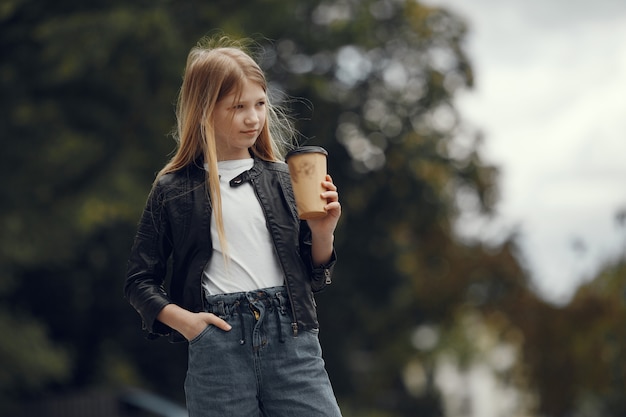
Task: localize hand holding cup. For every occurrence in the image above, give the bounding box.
[286,146,329,220]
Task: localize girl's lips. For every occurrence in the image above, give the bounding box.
[242,129,258,135]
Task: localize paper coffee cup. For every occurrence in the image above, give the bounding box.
[285,146,329,220]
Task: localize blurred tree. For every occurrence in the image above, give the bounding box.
[0,0,189,412]
[525,257,626,417]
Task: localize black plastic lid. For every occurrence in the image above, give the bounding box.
[285,146,328,160]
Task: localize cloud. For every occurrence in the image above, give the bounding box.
[426,0,626,303]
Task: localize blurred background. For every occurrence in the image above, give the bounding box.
[1,1,625,416]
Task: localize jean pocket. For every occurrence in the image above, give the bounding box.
[189,324,217,345]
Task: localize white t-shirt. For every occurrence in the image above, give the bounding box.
[202,159,285,295]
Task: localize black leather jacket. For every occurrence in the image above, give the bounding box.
[125,157,335,342]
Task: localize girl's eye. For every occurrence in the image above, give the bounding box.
[257,101,266,107]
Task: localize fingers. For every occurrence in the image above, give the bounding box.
[317,175,341,220]
[321,175,339,202]
[325,200,341,212]
[201,312,232,331]
[321,190,339,202]
[322,175,337,191]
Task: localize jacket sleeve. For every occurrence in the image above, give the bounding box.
[299,220,337,293]
[124,181,174,337]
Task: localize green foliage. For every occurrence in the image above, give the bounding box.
[534,258,626,417]
[0,0,187,408]
[0,310,70,410]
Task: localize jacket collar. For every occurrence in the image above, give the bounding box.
[229,156,265,187]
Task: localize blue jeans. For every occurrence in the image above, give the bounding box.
[184,286,342,417]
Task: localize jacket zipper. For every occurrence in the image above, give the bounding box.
[250,176,299,336]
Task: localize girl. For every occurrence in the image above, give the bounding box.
[124,36,343,416]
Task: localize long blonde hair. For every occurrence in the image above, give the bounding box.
[156,36,293,255]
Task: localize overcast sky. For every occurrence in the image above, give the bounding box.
[423,0,626,304]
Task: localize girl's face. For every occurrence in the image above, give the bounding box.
[213,79,267,161]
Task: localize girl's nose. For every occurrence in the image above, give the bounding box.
[245,110,259,125]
